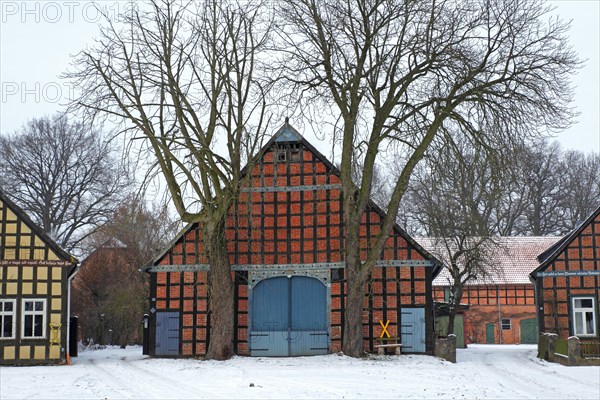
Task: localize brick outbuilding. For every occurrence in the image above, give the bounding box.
[144,123,442,357]
[426,237,560,345]
[531,206,600,340]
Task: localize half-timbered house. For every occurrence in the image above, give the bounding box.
[427,237,559,345]
[0,189,78,365]
[531,206,600,341]
[145,123,442,357]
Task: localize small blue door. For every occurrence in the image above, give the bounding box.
[250,276,328,356]
[155,312,179,356]
[401,308,426,353]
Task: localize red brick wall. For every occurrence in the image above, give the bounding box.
[433,284,536,344]
[330,265,430,353]
[539,214,600,339]
[463,305,536,344]
[150,142,434,356]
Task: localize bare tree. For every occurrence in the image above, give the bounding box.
[276,0,579,356]
[73,196,179,348]
[0,114,129,252]
[514,141,600,235]
[67,0,271,359]
[87,195,181,266]
[73,245,143,347]
[517,140,568,235]
[560,150,600,230]
[407,141,504,334]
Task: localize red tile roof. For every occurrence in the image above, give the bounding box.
[417,237,562,286]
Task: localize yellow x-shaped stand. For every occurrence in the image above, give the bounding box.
[379,320,391,338]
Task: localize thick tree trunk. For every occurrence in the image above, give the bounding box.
[204,218,235,360]
[343,261,368,357]
[342,210,368,357]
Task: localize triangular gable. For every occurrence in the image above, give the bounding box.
[531,204,600,279]
[148,122,442,274]
[0,189,76,267]
[274,125,302,142]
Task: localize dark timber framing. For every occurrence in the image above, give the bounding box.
[0,189,78,365]
[145,123,442,357]
[532,205,600,339]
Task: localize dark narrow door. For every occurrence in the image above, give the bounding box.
[400,308,426,353]
[486,322,495,344]
[250,276,328,356]
[155,312,179,356]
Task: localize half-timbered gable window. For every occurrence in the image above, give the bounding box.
[22,299,46,339]
[571,296,597,337]
[0,299,16,339]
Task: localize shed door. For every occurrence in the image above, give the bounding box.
[520,318,537,344]
[250,276,328,356]
[486,323,495,344]
[155,312,179,356]
[401,308,426,353]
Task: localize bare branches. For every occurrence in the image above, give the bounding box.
[276,0,580,356]
[0,114,130,252]
[66,0,272,224]
[66,0,273,361]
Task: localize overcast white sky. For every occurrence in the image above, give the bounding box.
[0,0,598,154]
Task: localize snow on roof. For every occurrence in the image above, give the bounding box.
[418,236,562,286]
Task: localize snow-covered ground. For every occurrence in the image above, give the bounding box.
[0,344,598,399]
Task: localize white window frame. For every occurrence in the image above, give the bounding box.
[21,299,47,339]
[571,296,597,337]
[501,318,511,330]
[0,299,16,339]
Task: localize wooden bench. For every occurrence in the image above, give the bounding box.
[374,337,402,355]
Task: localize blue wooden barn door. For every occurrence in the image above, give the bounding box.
[290,276,328,356]
[400,308,426,353]
[250,276,290,356]
[155,312,180,356]
[250,276,328,356]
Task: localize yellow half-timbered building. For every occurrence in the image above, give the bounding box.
[0,189,78,365]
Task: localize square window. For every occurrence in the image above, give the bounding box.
[22,299,46,339]
[331,268,344,282]
[501,318,511,330]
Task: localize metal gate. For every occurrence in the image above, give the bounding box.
[155,312,180,356]
[520,318,538,344]
[400,308,426,353]
[435,314,465,348]
[250,276,329,356]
